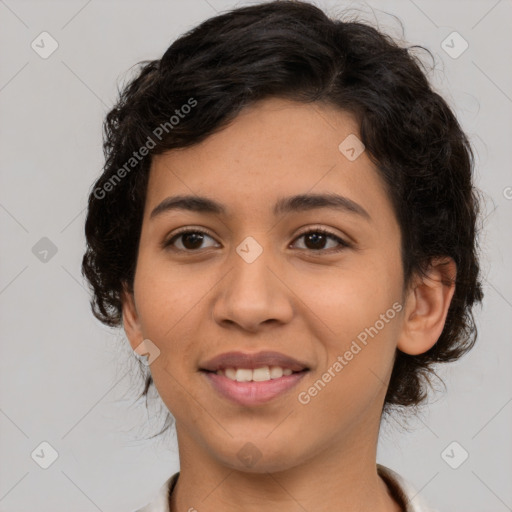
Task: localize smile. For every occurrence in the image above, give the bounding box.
[201,369,309,406]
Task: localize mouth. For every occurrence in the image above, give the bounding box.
[200,367,309,406]
[198,350,311,406]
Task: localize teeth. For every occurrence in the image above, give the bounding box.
[224,368,236,380]
[251,367,270,381]
[215,366,295,382]
[269,366,283,379]
[236,368,253,382]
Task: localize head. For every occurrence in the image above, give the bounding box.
[82,0,483,463]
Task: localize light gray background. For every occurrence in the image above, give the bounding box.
[1,0,511,511]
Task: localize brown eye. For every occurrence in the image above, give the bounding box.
[292,228,350,253]
[179,232,206,250]
[164,229,218,251]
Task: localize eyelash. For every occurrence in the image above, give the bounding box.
[162,226,351,254]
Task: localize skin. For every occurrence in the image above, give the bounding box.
[122,97,456,512]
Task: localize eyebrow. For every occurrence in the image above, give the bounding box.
[150,192,371,221]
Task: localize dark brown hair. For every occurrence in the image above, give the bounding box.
[82,0,483,421]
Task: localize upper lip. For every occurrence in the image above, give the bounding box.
[200,351,310,372]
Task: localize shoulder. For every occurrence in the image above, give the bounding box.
[132,472,180,512]
[377,464,440,512]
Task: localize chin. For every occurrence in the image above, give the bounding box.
[208,435,306,474]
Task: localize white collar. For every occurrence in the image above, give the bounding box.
[134,465,438,512]
[377,465,439,512]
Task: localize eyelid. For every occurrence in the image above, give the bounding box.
[293,225,349,242]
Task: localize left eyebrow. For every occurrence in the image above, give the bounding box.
[273,192,371,221]
[150,192,371,222]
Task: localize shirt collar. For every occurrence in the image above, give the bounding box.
[137,465,436,512]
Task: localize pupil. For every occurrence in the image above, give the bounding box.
[306,233,325,250]
[183,232,203,249]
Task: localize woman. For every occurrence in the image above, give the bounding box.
[81,1,483,510]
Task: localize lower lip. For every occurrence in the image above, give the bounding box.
[202,370,308,406]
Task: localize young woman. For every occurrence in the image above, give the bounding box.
[82,1,483,511]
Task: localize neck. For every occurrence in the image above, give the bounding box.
[169,418,402,512]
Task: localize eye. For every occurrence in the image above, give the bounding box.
[163,228,219,252]
[291,227,350,253]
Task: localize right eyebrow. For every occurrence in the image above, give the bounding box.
[150,195,226,219]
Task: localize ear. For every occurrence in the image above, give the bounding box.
[121,284,144,352]
[397,257,457,356]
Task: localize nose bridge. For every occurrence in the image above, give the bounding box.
[212,234,293,330]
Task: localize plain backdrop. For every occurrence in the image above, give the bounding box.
[0,0,511,511]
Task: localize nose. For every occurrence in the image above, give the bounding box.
[211,240,294,333]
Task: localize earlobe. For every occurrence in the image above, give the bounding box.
[397,257,457,356]
[121,285,144,351]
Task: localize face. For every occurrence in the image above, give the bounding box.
[123,97,408,473]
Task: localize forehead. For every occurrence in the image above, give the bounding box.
[146,97,393,225]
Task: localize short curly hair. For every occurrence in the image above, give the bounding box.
[82,0,483,415]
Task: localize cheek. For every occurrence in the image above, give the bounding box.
[291,256,402,339]
[289,251,403,402]
[296,292,401,425]
[133,251,203,339]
